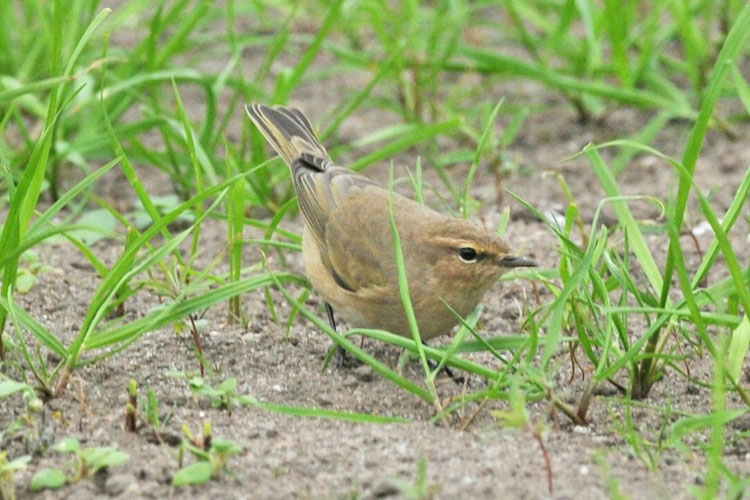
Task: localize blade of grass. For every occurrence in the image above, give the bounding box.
[55,169,260,391]
[350,328,499,380]
[172,79,207,259]
[0,95,63,354]
[659,3,750,309]
[237,395,409,424]
[348,118,460,172]
[84,273,306,352]
[454,46,694,116]
[387,165,439,408]
[586,140,750,295]
[272,0,344,104]
[65,195,227,379]
[226,143,245,321]
[152,0,211,69]
[583,146,664,295]
[266,265,434,403]
[320,56,393,141]
[462,99,502,218]
[727,316,750,383]
[732,65,750,115]
[611,112,672,175]
[0,294,66,358]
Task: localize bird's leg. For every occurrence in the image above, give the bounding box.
[323,302,360,368]
[325,302,337,331]
[422,341,464,385]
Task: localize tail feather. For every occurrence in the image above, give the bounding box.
[245,104,331,171]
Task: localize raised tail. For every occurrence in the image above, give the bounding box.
[245,104,332,171]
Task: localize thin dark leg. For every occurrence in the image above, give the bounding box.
[323,302,359,368]
[423,342,463,385]
[325,302,337,331]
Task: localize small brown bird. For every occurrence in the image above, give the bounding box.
[246,104,536,340]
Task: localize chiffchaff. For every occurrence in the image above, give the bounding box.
[246,104,536,340]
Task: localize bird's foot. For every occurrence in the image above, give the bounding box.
[323,343,362,369]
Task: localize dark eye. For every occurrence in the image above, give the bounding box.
[458,247,477,263]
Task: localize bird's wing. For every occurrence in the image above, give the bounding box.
[296,166,377,251]
[321,185,443,293]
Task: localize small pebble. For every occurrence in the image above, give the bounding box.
[104,473,137,497]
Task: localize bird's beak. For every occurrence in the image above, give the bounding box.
[499,255,537,268]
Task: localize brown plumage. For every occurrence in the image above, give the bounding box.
[246,104,536,340]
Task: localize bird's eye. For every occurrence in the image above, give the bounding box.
[458,247,478,263]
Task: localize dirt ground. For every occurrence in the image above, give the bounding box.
[4,6,750,500]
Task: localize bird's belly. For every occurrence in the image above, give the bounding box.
[321,291,461,341]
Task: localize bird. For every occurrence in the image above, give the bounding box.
[246,104,536,341]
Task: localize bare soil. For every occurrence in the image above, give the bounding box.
[4,6,750,500]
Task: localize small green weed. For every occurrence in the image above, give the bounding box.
[174,422,242,487]
[0,451,30,500]
[188,377,239,411]
[30,438,129,492]
[388,457,440,500]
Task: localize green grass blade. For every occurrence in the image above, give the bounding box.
[584,146,664,295]
[0,95,64,342]
[349,328,500,380]
[28,157,121,237]
[60,8,111,81]
[267,268,434,403]
[272,0,344,104]
[0,295,66,358]
[660,3,750,307]
[85,273,305,351]
[59,169,260,382]
[727,316,750,383]
[455,46,693,115]
[611,112,672,175]
[387,166,432,386]
[462,99,502,218]
[348,119,460,172]
[691,165,750,289]
[237,395,410,424]
[732,65,750,115]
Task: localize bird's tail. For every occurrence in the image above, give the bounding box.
[245,104,332,171]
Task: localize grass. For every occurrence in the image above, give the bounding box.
[1,0,750,497]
